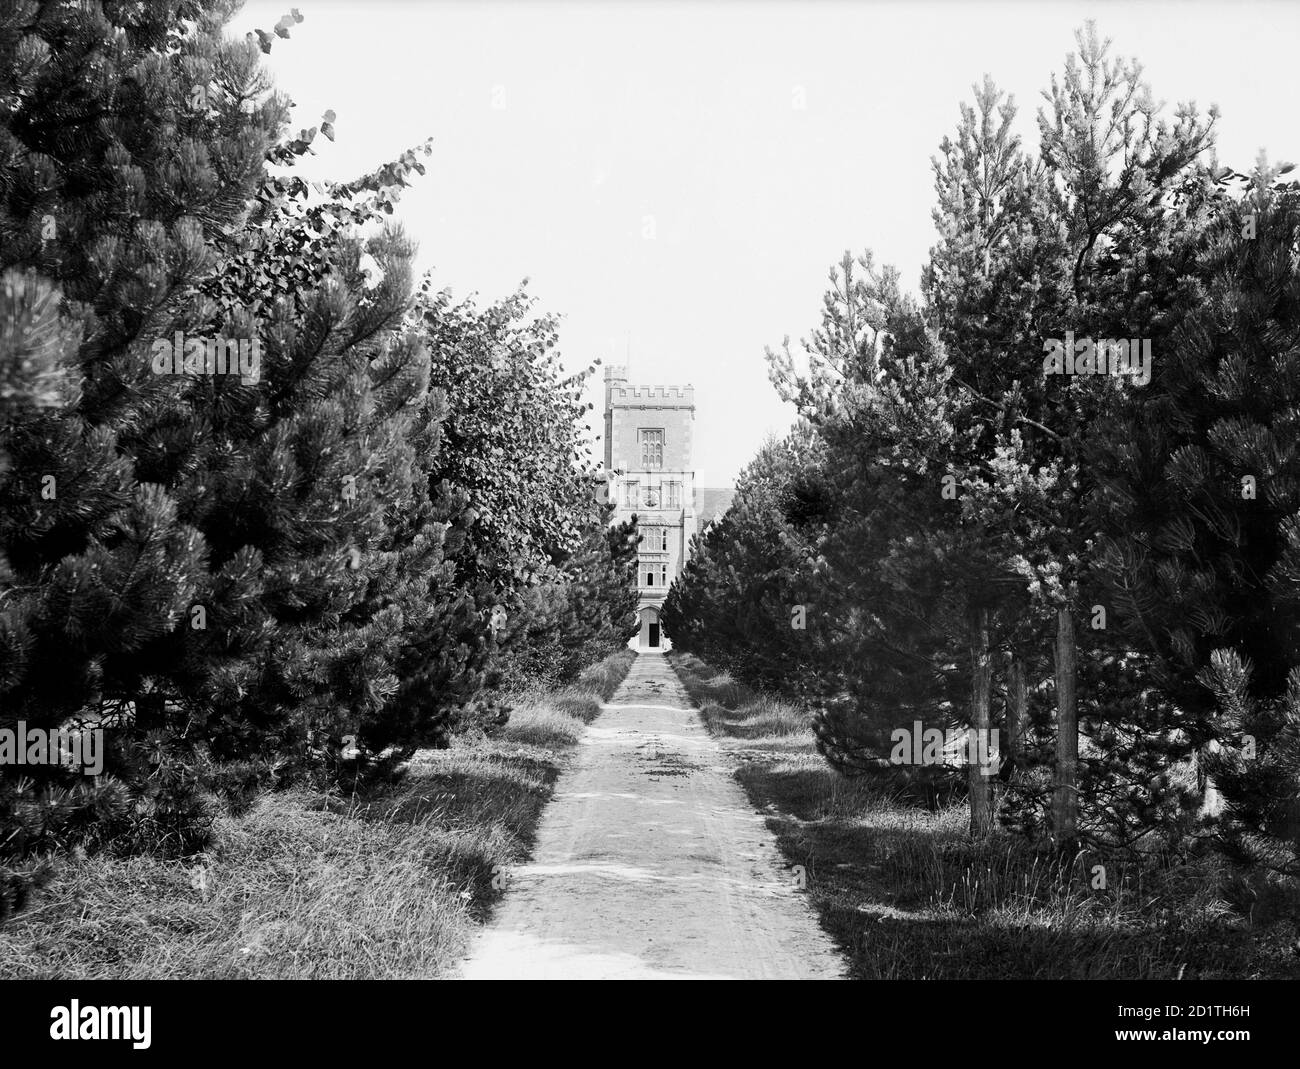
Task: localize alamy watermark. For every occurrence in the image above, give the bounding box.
[0,721,104,775]
[890,721,1000,776]
[150,331,261,384]
[50,1000,151,1049]
[1042,332,1151,386]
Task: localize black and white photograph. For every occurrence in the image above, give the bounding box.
[0,0,1297,1044]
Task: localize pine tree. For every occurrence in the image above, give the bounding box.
[662,427,834,697]
[922,25,1217,846]
[0,0,283,727]
[767,247,1025,832]
[1092,170,1300,871]
[0,0,290,914]
[0,0,456,854]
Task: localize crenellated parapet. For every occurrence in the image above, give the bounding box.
[609,384,695,405]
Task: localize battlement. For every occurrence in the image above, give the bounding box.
[610,384,695,405]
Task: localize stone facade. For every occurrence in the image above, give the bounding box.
[602,366,734,649]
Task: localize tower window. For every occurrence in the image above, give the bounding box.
[639,428,664,469]
[641,526,668,552]
[625,479,639,506]
[666,481,680,508]
[642,563,668,588]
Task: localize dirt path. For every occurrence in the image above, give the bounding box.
[459,652,846,979]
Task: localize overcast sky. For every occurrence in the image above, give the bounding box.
[228,0,1300,488]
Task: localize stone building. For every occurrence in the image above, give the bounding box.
[600,366,734,649]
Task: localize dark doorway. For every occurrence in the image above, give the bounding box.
[649,622,660,647]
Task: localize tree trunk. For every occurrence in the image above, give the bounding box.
[1004,653,1026,782]
[1053,607,1078,845]
[968,606,994,837]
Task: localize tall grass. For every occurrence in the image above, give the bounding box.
[668,650,1298,980]
[0,649,635,979]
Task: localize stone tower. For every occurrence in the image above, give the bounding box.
[603,366,697,648]
[602,366,734,649]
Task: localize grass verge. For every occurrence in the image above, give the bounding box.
[668,650,1300,980]
[0,649,635,980]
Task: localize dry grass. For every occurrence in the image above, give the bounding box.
[669,650,1300,980]
[0,649,635,979]
[497,702,589,748]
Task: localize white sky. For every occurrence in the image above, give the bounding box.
[228,0,1300,487]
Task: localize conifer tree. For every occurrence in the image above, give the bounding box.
[0,0,284,728]
[922,25,1217,844]
[0,0,290,913]
[768,253,1019,831]
[1092,171,1300,870]
[663,427,833,697]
